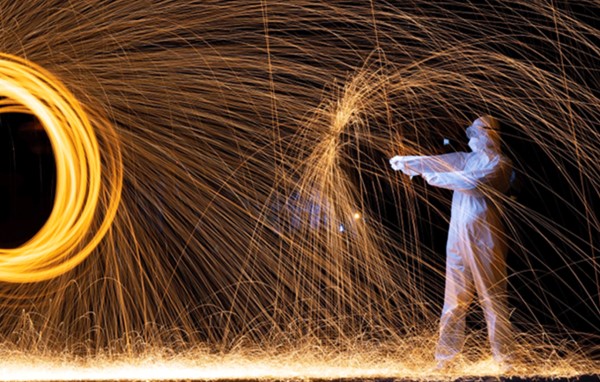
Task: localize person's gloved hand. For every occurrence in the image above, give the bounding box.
[390,156,419,177]
[389,155,406,171]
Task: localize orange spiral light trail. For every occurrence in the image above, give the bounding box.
[0,53,122,283]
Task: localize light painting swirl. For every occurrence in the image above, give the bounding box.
[0,53,122,283]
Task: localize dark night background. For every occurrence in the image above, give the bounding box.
[0,113,54,248]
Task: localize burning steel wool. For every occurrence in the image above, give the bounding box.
[0,0,599,380]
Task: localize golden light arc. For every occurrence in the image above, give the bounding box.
[0,53,122,283]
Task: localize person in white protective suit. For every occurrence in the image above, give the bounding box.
[390,116,513,369]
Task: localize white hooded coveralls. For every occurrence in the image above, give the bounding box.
[390,117,513,363]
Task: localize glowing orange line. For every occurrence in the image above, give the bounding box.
[0,53,122,283]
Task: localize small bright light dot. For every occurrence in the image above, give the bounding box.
[353,212,361,220]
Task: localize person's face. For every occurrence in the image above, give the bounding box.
[468,135,484,152]
[466,119,488,152]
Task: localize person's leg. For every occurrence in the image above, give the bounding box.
[435,237,475,363]
[469,228,513,363]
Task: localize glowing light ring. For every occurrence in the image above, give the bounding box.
[0,53,122,283]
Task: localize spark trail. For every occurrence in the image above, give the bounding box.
[0,0,598,378]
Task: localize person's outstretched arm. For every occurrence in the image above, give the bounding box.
[390,152,468,176]
[421,155,510,196]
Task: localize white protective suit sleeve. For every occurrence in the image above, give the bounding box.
[422,154,507,196]
[390,153,468,176]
